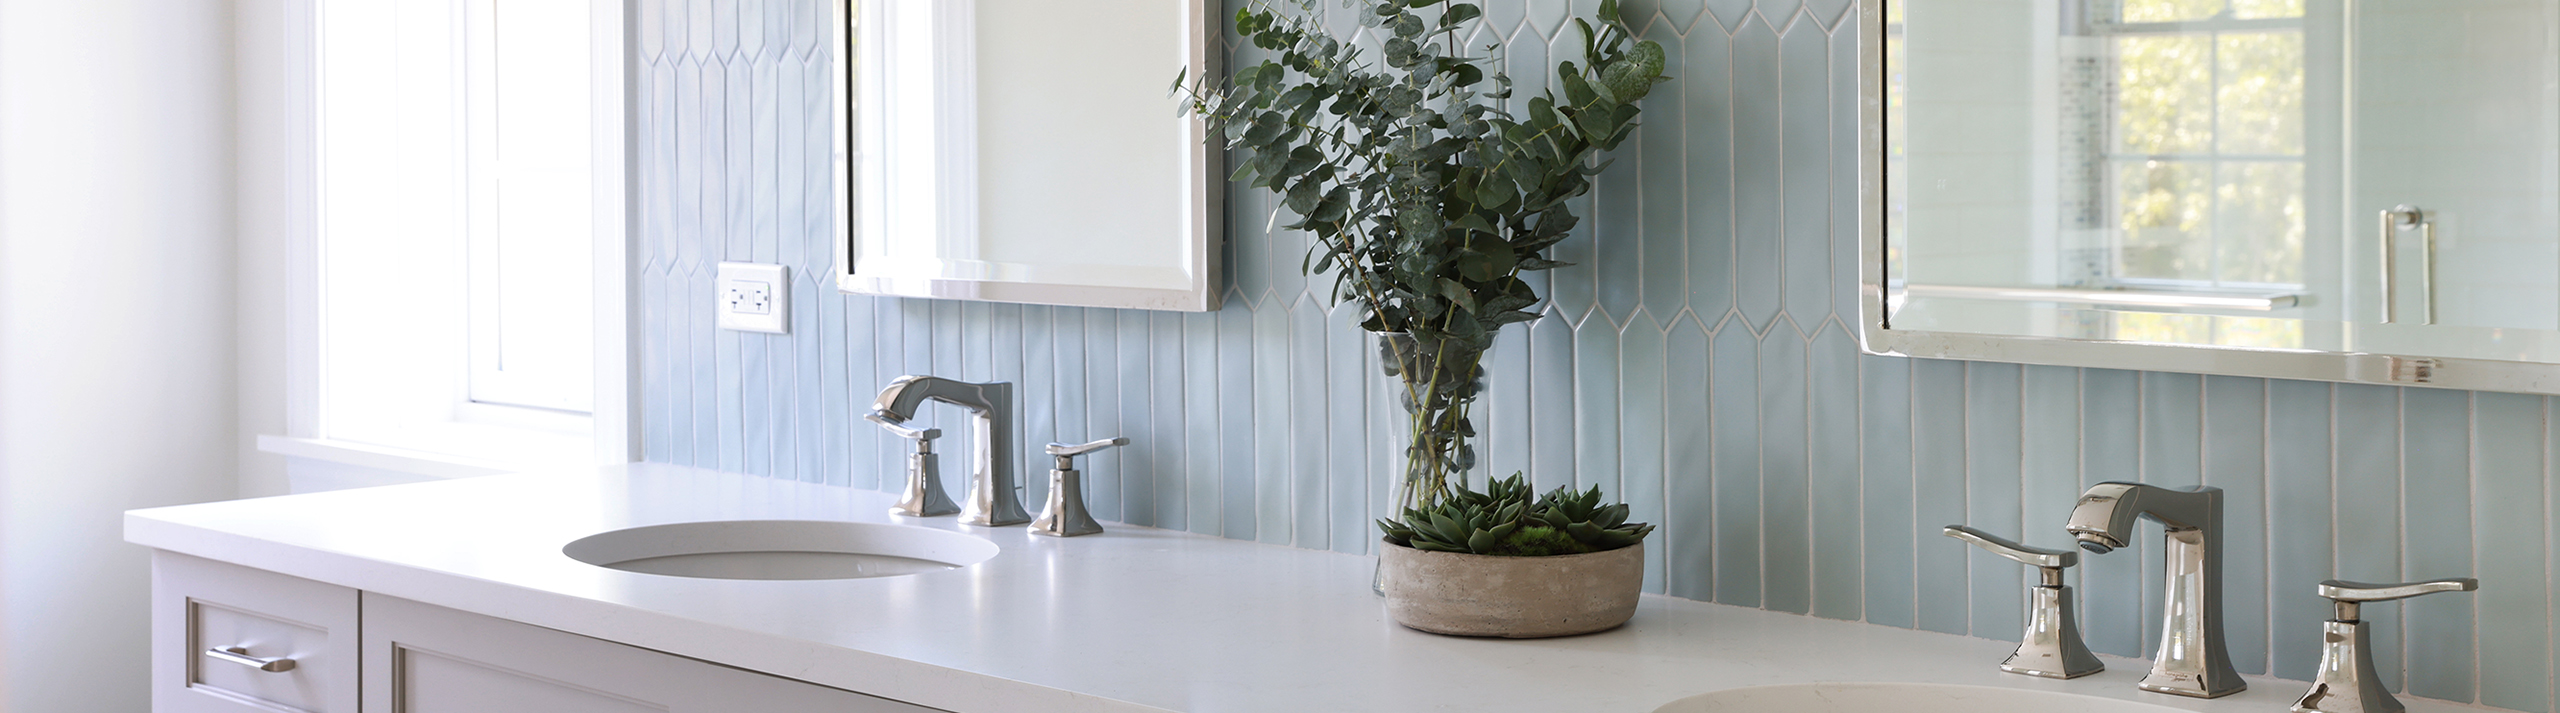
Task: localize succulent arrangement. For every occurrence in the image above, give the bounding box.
[1378,473,1655,556]
[1176,0,1667,513]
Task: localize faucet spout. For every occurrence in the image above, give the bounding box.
[868,376,1027,527]
[2066,482,2242,699]
[2066,482,2217,552]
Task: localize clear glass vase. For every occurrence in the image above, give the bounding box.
[1372,331,1487,595]
[1375,331,1486,510]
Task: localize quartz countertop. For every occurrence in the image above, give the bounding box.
[124,463,2481,713]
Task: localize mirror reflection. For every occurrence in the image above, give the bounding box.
[837,0,1221,311]
[1886,0,2560,363]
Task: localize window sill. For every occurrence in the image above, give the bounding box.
[256,435,561,480]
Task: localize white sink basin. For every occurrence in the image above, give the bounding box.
[563,520,999,581]
[1653,683,2189,713]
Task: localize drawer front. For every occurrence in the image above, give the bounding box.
[363,593,945,713]
[153,552,359,713]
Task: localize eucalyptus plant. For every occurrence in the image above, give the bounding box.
[1178,0,1667,512]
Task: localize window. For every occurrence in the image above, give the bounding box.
[2076,0,2309,291]
[464,0,599,414]
[264,0,625,480]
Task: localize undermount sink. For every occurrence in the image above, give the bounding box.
[1652,683,2188,713]
[563,520,999,581]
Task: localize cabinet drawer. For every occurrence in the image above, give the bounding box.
[152,552,359,713]
[362,593,942,713]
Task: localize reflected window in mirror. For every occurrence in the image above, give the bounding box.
[1871,0,2560,390]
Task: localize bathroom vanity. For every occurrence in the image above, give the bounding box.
[128,464,2488,713]
[153,552,918,713]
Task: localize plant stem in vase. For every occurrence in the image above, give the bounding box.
[1377,331,1484,513]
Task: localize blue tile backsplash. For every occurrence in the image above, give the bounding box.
[635,1,2560,710]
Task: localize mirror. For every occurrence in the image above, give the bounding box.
[1862,0,2560,392]
[831,0,1223,311]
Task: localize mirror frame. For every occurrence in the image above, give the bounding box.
[829,0,1226,312]
[1854,0,2560,395]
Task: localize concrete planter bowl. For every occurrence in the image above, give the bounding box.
[1377,540,1644,638]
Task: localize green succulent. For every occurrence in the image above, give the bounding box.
[1526,483,1652,552]
[1377,473,1656,556]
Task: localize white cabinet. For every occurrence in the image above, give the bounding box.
[151,552,361,713]
[150,552,940,713]
[359,593,935,713]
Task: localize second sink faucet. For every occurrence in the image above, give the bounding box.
[2065,482,2243,699]
[869,375,1030,527]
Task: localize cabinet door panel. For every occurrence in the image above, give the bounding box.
[397,649,664,713]
[361,593,940,713]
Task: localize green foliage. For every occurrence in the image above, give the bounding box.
[1376,473,1657,556]
[1176,0,1667,509]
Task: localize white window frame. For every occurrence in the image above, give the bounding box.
[257,0,635,482]
[2083,2,2316,293]
[462,0,608,416]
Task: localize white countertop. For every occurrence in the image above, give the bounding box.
[125,463,2488,713]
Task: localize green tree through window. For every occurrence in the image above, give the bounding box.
[2099,0,2307,289]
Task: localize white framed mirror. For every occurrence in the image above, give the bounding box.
[830,0,1224,311]
[1859,0,2560,394]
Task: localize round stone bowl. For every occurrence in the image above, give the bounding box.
[1377,540,1643,638]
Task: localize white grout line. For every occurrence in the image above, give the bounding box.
[1907,356,1919,625]
[2134,372,2150,654]
[2072,366,2086,623]
[2472,392,2485,703]
[1958,362,1973,635]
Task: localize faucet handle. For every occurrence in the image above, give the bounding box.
[2293,578,2480,713]
[877,413,957,518]
[1046,437,1129,458]
[1943,525,2078,570]
[2318,578,2478,605]
[864,412,942,443]
[1941,525,2103,680]
[1030,437,1125,538]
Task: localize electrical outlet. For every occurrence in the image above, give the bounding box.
[716,262,789,334]
[726,281,772,315]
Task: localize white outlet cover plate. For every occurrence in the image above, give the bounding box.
[716,262,789,334]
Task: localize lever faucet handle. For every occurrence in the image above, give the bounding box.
[864,413,941,443]
[2294,578,2480,713]
[2318,578,2478,604]
[872,413,956,518]
[1943,525,2079,570]
[1046,437,1129,458]
[1941,524,2102,680]
[1030,437,1125,538]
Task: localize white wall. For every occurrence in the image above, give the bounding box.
[0,1,242,711]
[235,0,305,500]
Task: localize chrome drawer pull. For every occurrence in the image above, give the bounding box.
[205,646,296,673]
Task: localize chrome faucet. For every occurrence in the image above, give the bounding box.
[2292,578,2479,713]
[865,416,956,518]
[2065,482,2244,699]
[1030,437,1127,537]
[868,376,1029,527]
[1944,525,2105,679]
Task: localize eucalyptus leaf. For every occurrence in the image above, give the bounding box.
[1473,173,1515,208]
[1439,3,1482,26]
